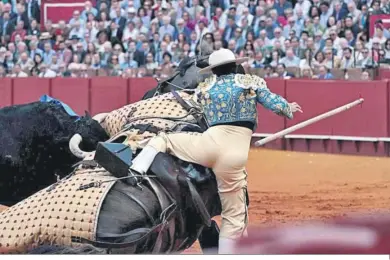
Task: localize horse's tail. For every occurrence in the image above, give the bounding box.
[26,245,107,254]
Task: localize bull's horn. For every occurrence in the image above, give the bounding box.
[92,113,108,123]
[69,134,90,159]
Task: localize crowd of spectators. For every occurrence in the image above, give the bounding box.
[0,0,389,79]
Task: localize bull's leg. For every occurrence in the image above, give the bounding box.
[198,220,219,253]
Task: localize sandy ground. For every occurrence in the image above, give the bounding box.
[184,148,390,253]
[2,148,390,253]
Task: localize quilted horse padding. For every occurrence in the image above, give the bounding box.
[100,91,203,151]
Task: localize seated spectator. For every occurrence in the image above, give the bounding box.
[300,49,315,68]
[38,63,57,78]
[10,21,26,43]
[276,63,295,79]
[361,70,370,80]
[314,65,334,79]
[280,48,300,67]
[251,52,265,68]
[300,66,313,79]
[10,64,28,77]
[145,52,158,70]
[123,21,138,42]
[18,52,34,71]
[356,48,373,68]
[42,42,56,65]
[81,1,98,20]
[323,48,341,69]
[159,16,175,41]
[340,47,355,69]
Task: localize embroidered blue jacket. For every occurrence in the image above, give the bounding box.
[196,74,293,130]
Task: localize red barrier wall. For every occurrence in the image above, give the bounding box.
[1,77,390,156]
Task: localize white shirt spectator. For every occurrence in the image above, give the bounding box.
[39,68,57,78]
[294,0,311,19]
[122,26,139,42]
[11,71,28,77]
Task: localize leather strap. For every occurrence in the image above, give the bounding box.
[72,160,99,168]
[71,225,159,249]
[170,89,192,111]
[132,124,163,135]
[170,89,209,131]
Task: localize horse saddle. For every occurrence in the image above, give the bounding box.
[149,153,212,227]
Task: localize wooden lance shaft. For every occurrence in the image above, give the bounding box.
[254,98,364,147]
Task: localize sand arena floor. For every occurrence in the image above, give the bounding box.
[1,148,390,253]
[185,148,390,253]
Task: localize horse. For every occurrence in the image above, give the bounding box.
[141,57,247,100]
[0,89,226,254]
[0,59,248,253]
[141,55,212,100]
[0,150,222,254]
[0,97,109,206]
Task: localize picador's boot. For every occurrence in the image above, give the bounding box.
[218,237,236,254]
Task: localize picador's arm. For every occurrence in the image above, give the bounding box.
[254,78,293,119]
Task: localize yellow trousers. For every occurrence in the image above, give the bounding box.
[145,125,252,239]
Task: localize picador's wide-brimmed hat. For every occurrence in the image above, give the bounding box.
[198,48,249,74]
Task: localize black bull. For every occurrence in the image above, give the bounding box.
[0,101,109,206]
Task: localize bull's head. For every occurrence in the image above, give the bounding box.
[69,112,109,159]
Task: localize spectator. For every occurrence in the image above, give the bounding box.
[158,16,175,41]
[69,10,85,28]
[314,65,334,79]
[340,47,355,69]
[11,21,26,43]
[81,1,98,20]
[333,1,347,22]
[174,19,190,42]
[319,2,332,28]
[356,48,373,68]
[10,64,28,77]
[145,52,158,70]
[347,2,361,25]
[300,66,313,78]
[323,48,340,69]
[42,42,56,65]
[18,52,34,71]
[300,49,315,68]
[280,48,300,67]
[0,0,379,78]
[276,63,295,78]
[15,4,29,30]
[273,0,293,17]
[361,70,370,80]
[38,63,57,78]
